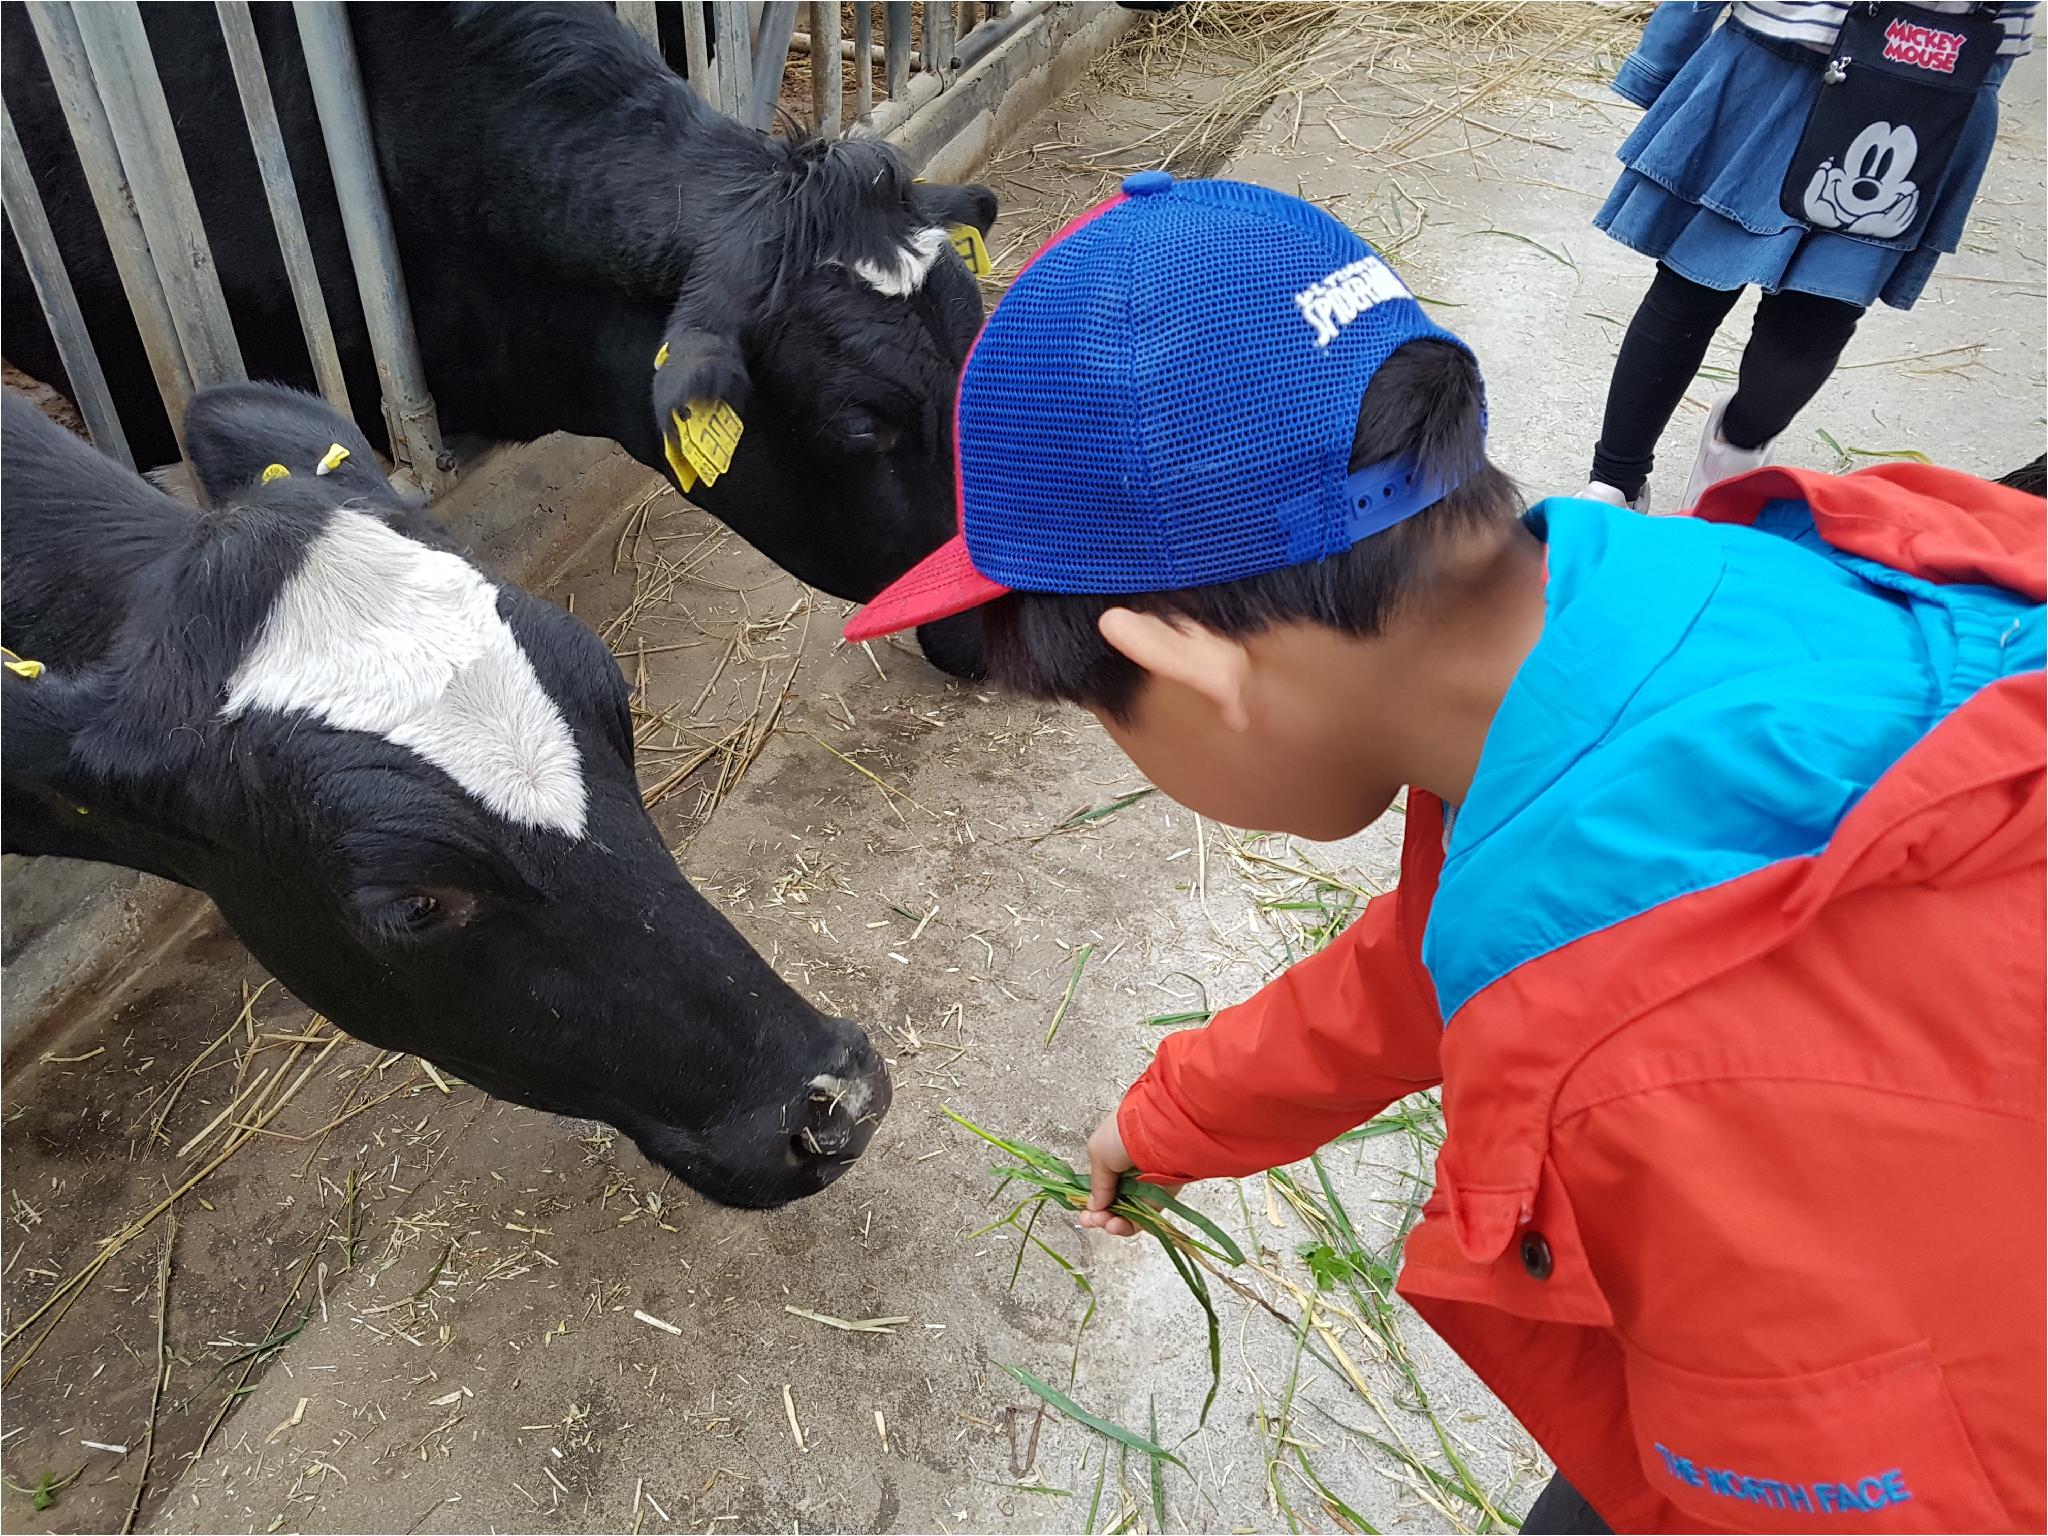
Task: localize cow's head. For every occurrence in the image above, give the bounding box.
[648,141,997,679]
[2,385,889,1208]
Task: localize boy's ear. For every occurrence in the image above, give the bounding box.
[1097,608,1252,731]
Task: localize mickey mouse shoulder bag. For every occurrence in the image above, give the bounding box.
[1782,2,2001,243]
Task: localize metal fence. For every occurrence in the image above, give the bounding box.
[1,0,1037,497]
[612,1,1036,134]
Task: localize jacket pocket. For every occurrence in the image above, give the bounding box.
[1623,1339,2010,1533]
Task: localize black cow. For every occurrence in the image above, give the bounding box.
[1,1,995,675]
[3,383,890,1209]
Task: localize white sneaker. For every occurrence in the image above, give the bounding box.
[1681,394,1773,511]
[1580,479,1651,515]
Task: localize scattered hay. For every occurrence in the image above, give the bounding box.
[3,1015,348,1383]
[981,0,1651,303]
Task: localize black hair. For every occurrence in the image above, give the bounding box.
[981,338,1522,719]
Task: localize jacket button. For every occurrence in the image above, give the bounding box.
[1519,1231,1554,1281]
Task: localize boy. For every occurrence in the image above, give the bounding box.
[846,174,2045,1533]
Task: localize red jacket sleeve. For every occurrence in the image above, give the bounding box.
[1117,795,1451,1185]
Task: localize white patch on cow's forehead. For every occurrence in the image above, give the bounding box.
[853,225,951,298]
[222,509,588,838]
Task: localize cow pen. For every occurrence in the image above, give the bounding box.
[3,5,2041,1535]
[1,0,1053,498]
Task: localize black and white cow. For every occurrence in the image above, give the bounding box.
[3,383,889,1209]
[0,1,996,674]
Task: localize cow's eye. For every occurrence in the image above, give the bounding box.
[355,885,478,944]
[829,409,900,453]
[398,893,441,929]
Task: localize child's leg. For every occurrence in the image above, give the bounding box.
[1589,264,1743,500]
[1721,287,1866,450]
[1521,1473,1612,1534]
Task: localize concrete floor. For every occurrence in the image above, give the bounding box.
[2,9,2041,1535]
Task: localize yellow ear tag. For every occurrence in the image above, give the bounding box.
[315,442,350,476]
[260,462,292,483]
[1,645,45,680]
[948,223,992,278]
[653,341,671,370]
[663,399,744,493]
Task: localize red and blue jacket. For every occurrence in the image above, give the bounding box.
[1117,465,2045,1532]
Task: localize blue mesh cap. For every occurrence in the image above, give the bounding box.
[844,173,1480,641]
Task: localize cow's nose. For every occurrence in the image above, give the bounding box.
[794,1045,892,1166]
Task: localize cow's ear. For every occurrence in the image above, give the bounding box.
[184,383,392,507]
[0,665,93,790]
[651,325,752,433]
[913,181,998,236]
[2,666,209,882]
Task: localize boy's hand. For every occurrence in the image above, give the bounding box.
[1077,1109,1182,1237]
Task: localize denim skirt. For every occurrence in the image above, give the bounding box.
[1595,20,2007,310]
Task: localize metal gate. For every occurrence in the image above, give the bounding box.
[0,0,1039,497]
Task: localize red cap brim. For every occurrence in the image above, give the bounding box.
[842,534,1011,641]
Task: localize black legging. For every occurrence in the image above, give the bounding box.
[1590,263,1866,500]
[1523,1473,1612,1534]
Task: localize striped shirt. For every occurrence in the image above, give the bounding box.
[1732,0,2037,55]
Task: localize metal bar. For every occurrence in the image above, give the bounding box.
[713,2,752,121]
[1,103,134,468]
[953,0,1045,72]
[215,0,351,416]
[851,0,873,119]
[808,0,841,134]
[22,1,195,453]
[70,1,246,389]
[615,0,661,50]
[883,1,911,96]
[291,1,453,496]
[925,0,955,77]
[681,0,715,107]
[745,1,796,130]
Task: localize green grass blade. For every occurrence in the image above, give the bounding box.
[1332,1117,1411,1142]
[1006,1198,1045,1291]
[1045,943,1097,1045]
[1308,1154,1363,1258]
[1161,1239,1223,1428]
[1122,1181,1246,1265]
[943,1106,1077,1177]
[1148,1396,1167,1530]
[1141,1009,1214,1028]
[1842,443,1933,464]
[1265,1303,1316,1536]
[1045,786,1158,834]
[998,1365,1186,1470]
[967,1194,1041,1243]
[1085,1441,1109,1534]
[1466,227,1576,269]
[1291,1448,1381,1535]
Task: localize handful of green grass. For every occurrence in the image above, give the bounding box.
[945,1106,1244,1427]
